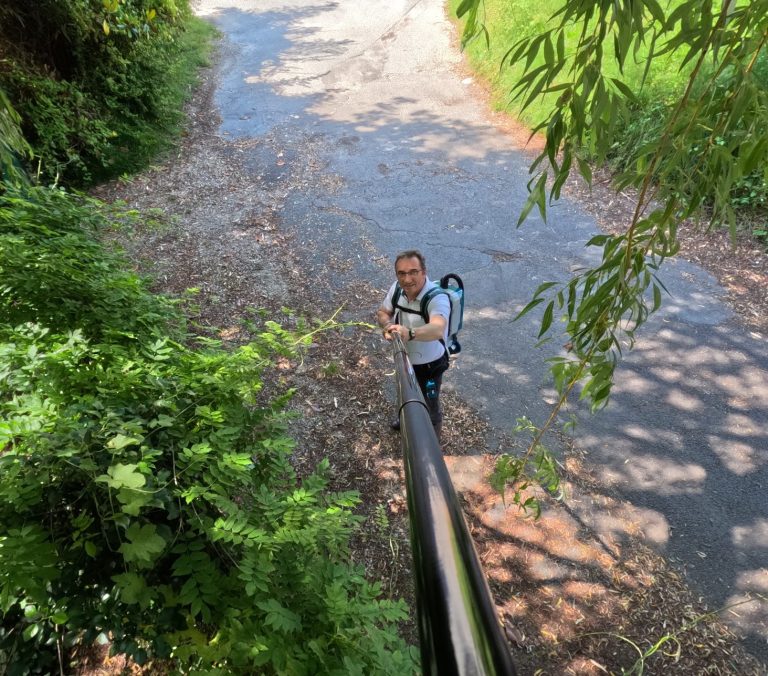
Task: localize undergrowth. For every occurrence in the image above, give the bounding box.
[0,0,215,187]
[0,186,418,674]
[0,4,418,672]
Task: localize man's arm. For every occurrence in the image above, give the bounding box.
[404,314,446,342]
[385,314,446,343]
[377,283,398,339]
[376,307,396,341]
[376,307,394,330]
[405,291,449,341]
[385,293,449,343]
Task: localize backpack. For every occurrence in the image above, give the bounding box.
[392,273,465,355]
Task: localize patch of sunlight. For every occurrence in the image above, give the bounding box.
[460,355,533,382]
[733,519,768,549]
[611,371,657,395]
[613,455,706,495]
[623,425,657,442]
[681,344,736,366]
[718,367,768,401]
[465,306,515,321]
[648,366,684,384]
[724,571,768,639]
[708,434,763,476]
[630,507,670,546]
[655,327,699,347]
[468,369,531,384]
[666,387,703,412]
[724,412,763,436]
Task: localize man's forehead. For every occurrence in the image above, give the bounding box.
[396,256,422,270]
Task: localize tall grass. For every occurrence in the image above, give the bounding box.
[449,0,688,129]
[450,0,768,235]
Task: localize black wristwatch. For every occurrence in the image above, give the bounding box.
[408,328,415,340]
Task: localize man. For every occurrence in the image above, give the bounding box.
[377,250,451,443]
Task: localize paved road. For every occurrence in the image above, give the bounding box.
[197,0,768,662]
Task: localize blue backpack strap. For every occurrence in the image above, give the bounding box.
[419,287,444,323]
[393,284,402,307]
[395,284,448,335]
[420,287,450,353]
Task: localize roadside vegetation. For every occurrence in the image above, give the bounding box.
[0,1,416,673]
[0,0,214,186]
[451,0,768,247]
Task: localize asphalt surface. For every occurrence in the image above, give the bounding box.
[196,0,768,663]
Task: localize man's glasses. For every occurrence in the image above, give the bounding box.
[396,268,423,278]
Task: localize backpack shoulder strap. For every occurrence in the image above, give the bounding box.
[391,284,402,309]
[420,287,450,353]
[419,287,446,323]
[392,284,421,321]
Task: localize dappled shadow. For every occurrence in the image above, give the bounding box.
[197,0,768,666]
[452,453,766,674]
[571,316,768,656]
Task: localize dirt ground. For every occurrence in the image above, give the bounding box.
[86,43,768,676]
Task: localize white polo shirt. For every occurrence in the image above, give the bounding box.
[383,279,450,365]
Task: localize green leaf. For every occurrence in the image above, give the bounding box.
[456,0,476,19]
[50,611,68,625]
[652,284,662,311]
[741,136,768,176]
[113,572,154,608]
[610,73,637,102]
[257,599,302,634]
[539,301,555,338]
[513,297,545,322]
[532,280,558,297]
[23,624,39,641]
[643,0,666,23]
[97,463,146,490]
[119,523,166,565]
[107,434,142,451]
[117,487,153,516]
[517,172,548,226]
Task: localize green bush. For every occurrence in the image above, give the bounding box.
[0,0,212,186]
[0,187,417,673]
[0,188,177,338]
[0,89,30,187]
[607,48,768,220]
[13,74,115,184]
[83,16,216,182]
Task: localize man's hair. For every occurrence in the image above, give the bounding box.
[395,250,426,270]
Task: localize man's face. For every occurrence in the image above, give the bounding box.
[395,256,427,297]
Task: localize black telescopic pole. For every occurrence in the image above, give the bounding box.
[392,334,517,676]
